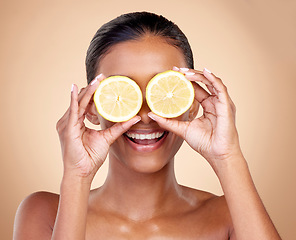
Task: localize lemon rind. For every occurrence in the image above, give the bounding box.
[146,70,194,118]
[94,76,143,122]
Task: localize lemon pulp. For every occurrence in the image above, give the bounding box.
[94,76,143,122]
[146,70,194,118]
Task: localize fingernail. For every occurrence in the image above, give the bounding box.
[148,112,156,121]
[180,67,189,72]
[71,84,74,92]
[173,66,179,71]
[90,79,97,86]
[185,72,195,76]
[91,73,102,85]
[132,116,141,125]
[204,68,212,74]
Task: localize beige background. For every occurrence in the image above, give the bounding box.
[1,0,295,239]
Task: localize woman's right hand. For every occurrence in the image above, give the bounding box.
[56,74,141,182]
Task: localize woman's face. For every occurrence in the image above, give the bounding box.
[95,36,195,173]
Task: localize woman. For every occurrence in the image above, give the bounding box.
[14,12,281,239]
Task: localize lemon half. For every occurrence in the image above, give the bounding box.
[94,76,143,122]
[146,70,194,118]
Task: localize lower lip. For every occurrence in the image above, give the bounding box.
[123,132,168,153]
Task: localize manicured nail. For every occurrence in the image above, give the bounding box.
[91,73,102,85]
[173,66,179,71]
[90,79,97,86]
[148,112,156,121]
[204,68,212,74]
[132,116,141,125]
[180,67,189,72]
[71,84,74,92]
[185,72,195,76]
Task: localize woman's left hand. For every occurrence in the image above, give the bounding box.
[148,68,242,170]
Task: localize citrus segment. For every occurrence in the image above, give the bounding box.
[146,70,194,118]
[93,76,142,122]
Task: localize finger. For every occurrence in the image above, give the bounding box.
[174,66,219,98]
[77,87,87,102]
[207,85,218,96]
[202,69,228,101]
[147,112,189,139]
[78,74,104,119]
[77,74,100,103]
[102,116,141,145]
[179,69,219,97]
[57,74,105,132]
[57,84,92,132]
[57,83,80,133]
[179,69,213,86]
[173,66,203,75]
[192,82,210,103]
[68,84,79,127]
[229,97,236,122]
[180,68,203,75]
[57,88,87,134]
[202,69,237,120]
[177,68,235,121]
[177,67,227,98]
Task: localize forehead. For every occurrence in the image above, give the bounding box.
[97,36,187,79]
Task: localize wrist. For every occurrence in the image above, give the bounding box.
[61,171,93,189]
[210,150,247,178]
[54,171,91,240]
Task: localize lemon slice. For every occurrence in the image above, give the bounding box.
[94,76,143,122]
[146,70,194,118]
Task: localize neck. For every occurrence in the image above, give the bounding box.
[97,156,182,222]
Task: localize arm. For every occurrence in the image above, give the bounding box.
[149,67,281,240]
[52,80,140,240]
[51,175,91,240]
[216,153,280,239]
[14,75,140,240]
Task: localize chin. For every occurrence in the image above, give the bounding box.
[108,148,174,175]
[108,130,184,175]
[127,154,174,174]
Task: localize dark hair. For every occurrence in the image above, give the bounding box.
[85,12,194,84]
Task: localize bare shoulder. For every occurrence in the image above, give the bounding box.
[181,185,229,211]
[14,191,59,239]
[180,185,235,238]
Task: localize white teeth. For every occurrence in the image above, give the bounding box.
[126,132,165,140]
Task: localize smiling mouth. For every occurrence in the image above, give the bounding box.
[124,131,168,145]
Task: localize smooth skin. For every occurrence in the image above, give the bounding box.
[13,36,281,240]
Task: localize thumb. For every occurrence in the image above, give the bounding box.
[147,112,188,139]
[103,116,141,145]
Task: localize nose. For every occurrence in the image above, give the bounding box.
[137,99,153,124]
